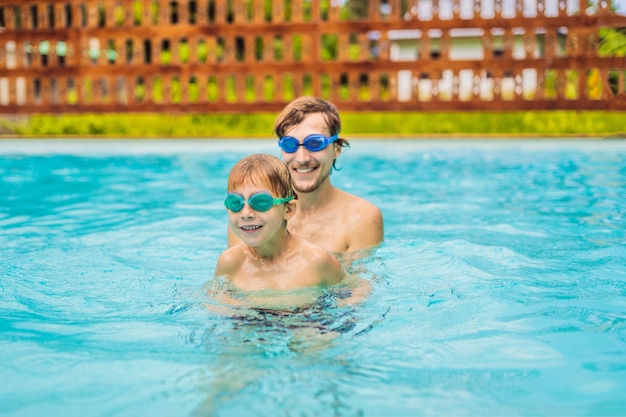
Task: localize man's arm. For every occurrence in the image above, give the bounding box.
[337,276,371,306]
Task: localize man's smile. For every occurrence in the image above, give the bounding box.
[294,166,317,174]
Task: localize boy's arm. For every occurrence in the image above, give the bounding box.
[207,250,246,315]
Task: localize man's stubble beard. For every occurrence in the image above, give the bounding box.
[293,167,332,194]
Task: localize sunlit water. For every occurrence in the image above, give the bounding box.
[1,139,625,417]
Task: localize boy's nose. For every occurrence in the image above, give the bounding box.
[239,203,255,217]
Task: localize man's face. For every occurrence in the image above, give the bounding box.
[280,113,340,194]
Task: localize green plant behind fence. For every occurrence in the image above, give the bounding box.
[3,111,624,138]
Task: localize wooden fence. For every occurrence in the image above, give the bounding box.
[0,0,624,114]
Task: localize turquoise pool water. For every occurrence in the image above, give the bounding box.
[1,139,625,416]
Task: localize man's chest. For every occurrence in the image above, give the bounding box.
[288,220,348,252]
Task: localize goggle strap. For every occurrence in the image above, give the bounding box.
[273,195,294,204]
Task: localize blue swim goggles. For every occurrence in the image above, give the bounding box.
[224,192,294,212]
[278,133,339,153]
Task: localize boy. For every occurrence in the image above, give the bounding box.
[215,154,344,292]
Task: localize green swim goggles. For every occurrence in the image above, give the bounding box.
[224,192,294,213]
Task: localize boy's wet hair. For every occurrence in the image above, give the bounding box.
[227,154,297,200]
[274,96,350,150]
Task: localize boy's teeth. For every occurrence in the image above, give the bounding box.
[241,225,261,231]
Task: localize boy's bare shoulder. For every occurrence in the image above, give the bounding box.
[215,245,247,276]
[293,236,344,284]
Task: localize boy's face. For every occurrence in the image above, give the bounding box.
[226,183,293,248]
[280,112,341,194]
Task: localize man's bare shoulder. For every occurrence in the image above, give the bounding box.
[334,189,383,228]
[292,235,336,259]
[335,188,381,214]
[334,189,384,251]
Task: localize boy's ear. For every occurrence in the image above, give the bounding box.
[284,201,296,220]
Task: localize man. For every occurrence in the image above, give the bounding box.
[228,96,383,254]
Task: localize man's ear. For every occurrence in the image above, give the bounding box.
[284,202,296,220]
[333,142,342,159]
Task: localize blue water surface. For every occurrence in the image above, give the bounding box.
[1,138,625,417]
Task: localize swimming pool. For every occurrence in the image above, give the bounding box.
[1,138,625,416]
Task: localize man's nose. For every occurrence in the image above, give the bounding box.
[294,144,311,161]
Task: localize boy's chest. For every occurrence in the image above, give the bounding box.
[232,262,318,291]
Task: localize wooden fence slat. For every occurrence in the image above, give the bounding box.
[0,0,623,113]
